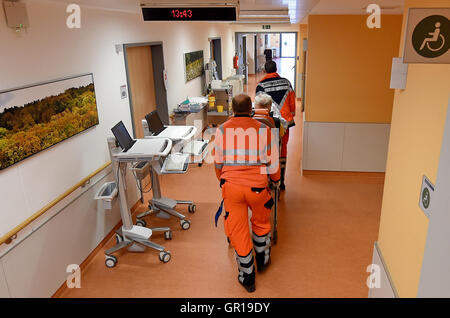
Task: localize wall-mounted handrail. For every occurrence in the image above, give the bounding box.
[0,161,112,246]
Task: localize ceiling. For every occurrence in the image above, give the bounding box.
[309,0,404,15]
[43,0,404,24]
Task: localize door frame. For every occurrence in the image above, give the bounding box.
[234,31,298,91]
[208,36,223,80]
[122,41,169,136]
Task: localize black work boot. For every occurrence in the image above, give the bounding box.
[253,232,272,272]
[235,251,256,293]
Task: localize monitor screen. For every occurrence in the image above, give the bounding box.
[145,111,165,135]
[111,121,134,150]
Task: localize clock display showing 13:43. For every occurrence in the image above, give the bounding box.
[171,9,193,18]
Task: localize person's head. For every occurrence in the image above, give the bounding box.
[232,94,252,115]
[254,93,272,110]
[264,60,277,74]
[436,22,441,28]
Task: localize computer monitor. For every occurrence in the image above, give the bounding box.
[111,121,135,151]
[145,110,165,135]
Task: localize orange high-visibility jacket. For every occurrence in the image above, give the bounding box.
[256,73,296,128]
[214,115,280,188]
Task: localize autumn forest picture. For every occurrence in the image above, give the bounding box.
[0,74,99,170]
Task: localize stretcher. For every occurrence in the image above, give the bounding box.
[271,182,280,245]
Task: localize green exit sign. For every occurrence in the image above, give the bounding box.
[262,25,271,30]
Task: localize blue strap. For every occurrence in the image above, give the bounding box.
[215,200,224,227]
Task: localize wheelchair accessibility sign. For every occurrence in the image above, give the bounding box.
[419,175,435,218]
[404,8,450,64]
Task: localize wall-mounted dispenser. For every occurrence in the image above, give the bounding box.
[3,1,29,32]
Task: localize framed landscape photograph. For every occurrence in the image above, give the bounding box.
[184,50,204,82]
[0,73,99,170]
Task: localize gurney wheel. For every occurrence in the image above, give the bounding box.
[136,219,147,227]
[198,163,203,167]
[164,230,172,240]
[105,255,117,268]
[181,219,191,230]
[159,251,171,263]
[188,204,196,213]
[115,234,123,244]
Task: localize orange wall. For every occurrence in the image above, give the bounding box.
[305,15,403,123]
[377,0,450,297]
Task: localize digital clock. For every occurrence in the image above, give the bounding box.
[142,7,237,21]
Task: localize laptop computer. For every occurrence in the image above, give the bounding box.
[145,110,193,139]
[111,121,171,158]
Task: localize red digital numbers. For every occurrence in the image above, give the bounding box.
[171,9,193,19]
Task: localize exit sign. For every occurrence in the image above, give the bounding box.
[262,25,271,30]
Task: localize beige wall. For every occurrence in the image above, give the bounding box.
[377,0,450,297]
[305,15,403,123]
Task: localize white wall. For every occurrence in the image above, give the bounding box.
[0,0,234,238]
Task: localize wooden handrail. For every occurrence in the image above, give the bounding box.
[0,161,112,246]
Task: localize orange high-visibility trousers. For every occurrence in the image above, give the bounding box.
[222,181,273,257]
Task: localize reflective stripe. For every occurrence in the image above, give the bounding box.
[235,252,254,275]
[279,91,289,113]
[236,251,253,264]
[265,86,290,93]
[223,149,261,156]
[223,162,266,166]
[254,245,265,253]
[252,233,267,243]
[260,79,289,88]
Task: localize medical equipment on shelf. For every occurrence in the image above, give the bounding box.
[104,122,175,268]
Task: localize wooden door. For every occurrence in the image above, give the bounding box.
[126,46,156,138]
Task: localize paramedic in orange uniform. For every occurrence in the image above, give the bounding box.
[214,94,280,293]
[256,60,296,190]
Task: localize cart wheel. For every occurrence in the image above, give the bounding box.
[115,234,123,244]
[188,204,196,213]
[159,251,171,263]
[136,219,146,227]
[181,219,191,230]
[105,255,117,268]
[164,231,172,240]
[198,163,203,167]
[273,230,278,245]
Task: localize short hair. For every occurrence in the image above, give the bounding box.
[232,94,252,114]
[255,93,272,110]
[265,60,277,73]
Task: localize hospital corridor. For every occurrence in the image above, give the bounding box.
[1,0,450,307]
